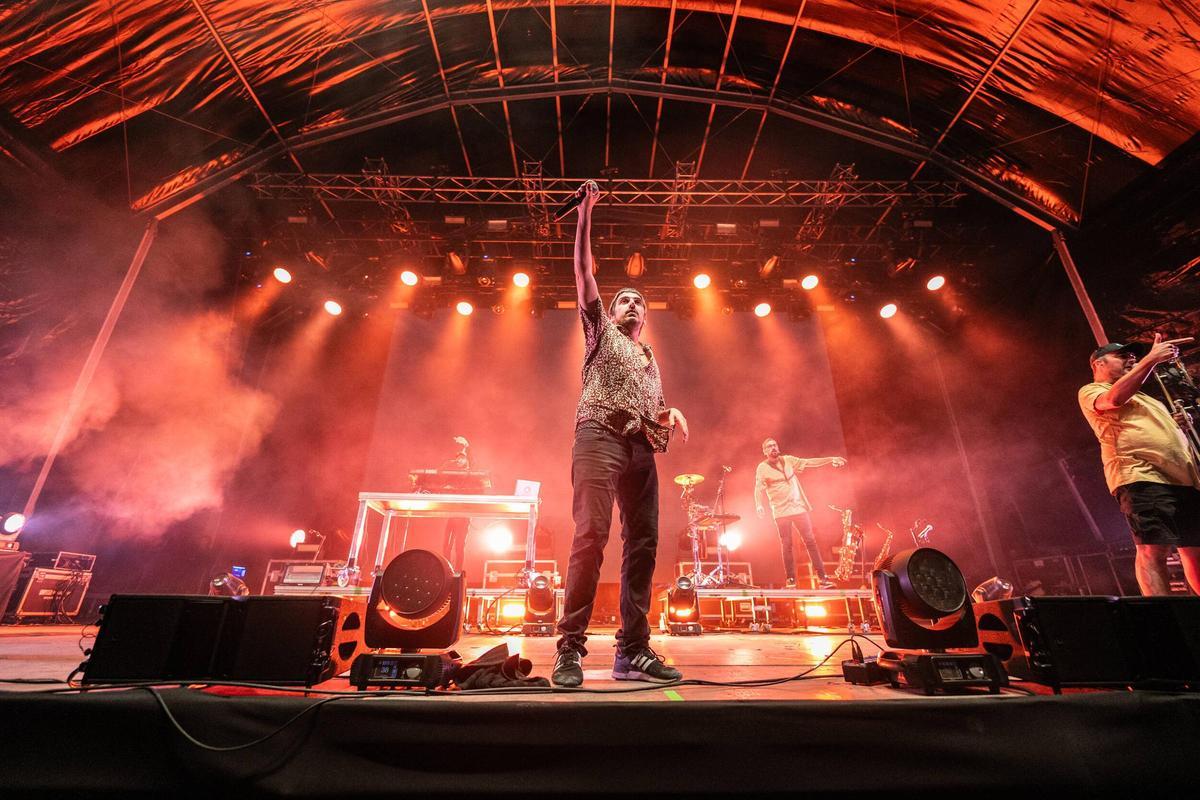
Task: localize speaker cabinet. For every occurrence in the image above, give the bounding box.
[1119,597,1200,686]
[82,594,365,686]
[975,596,1129,689]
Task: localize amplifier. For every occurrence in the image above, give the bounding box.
[6,567,92,619]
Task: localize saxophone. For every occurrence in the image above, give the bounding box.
[872,523,894,572]
[830,505,862,582]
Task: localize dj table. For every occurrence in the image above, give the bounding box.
[340,492,540,587]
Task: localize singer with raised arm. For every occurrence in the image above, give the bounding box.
[552,179,689,688]
[1079,334,1200,595]
[754,437,846,589]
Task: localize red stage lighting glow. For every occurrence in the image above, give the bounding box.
[456,301,474,316]
[926,275,946,291]
[879,303,898,319]
[324,300,343,316]
[512,271,531,288]
[754,302,772,318]
[805,603,828,619]
[272,267,293,284]
[501,601,525,620]
[693,273,712,289]
[400,270,419,286]
[801,274,820,290]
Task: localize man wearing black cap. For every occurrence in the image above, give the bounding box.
[552,180,689,687]
[1079,333,1200,594]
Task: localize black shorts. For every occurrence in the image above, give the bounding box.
[1115,482,1200,548]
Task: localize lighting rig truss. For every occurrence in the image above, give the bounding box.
[249,173,966,209]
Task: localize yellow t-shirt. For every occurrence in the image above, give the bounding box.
[1078,382,1200,494]
[755,455,813,518]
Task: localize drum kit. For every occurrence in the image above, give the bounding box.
[675,471,745,588]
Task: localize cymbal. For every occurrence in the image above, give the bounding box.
[696,512,741,525]
[674,473,705,487]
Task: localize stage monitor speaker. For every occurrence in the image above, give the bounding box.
[974,596,1132,689]
[1118,597,1200,686]
[81,594,365,685]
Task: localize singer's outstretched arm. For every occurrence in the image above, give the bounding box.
[574,180,601,307]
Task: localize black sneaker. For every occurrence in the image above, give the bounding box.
[552,648,584,687]
[612,647,682,683]
[818,578,836,590]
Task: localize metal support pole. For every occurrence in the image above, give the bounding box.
[1056,457,1106,543]
[22,220,159,520]
[1051,229,1107,345]
[933,353,1003,577]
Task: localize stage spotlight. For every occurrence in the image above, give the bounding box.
[272,267,293,284]
[879,303,898,319]
[501,601,525,621]
[522,572,556,636]
[872,547,1006,693]
[754,302,772,318]
[666,576,701,635]
[971,576,1014,604]
[289,529,324,558]
[693,273,711,289]
[512,271,531,288]
[805,602,828,619]
[484,524,513,553]
[324,300,343,316]
[400,270,419,286]
[208,572,250,597]
[717,529,743,552]
[926,275,946,291]
[801,274,820,290]
[2,512,26,536]
[456,301,474,316]
[363,549,465,650]
[759,254,780,279]
[625,250,646,278]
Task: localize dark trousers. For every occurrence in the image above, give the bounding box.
[443,518,469,573]
[557,423,659,656]
[775,512,827,583]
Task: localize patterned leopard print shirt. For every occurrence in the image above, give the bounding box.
[576,296,671,452]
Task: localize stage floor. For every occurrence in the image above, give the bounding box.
[2,623,1012,702]
[4,623,1200,797]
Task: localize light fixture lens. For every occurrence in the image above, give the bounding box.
[754,302,772,318]
[324,300,343,316]
[400,270,419,286]
[3,513,26,534]
[926,275,946,291]
[272,267,293,284]
[289,529,306,548]
[801,274,820,290]
[693,273,711,289]
[484,524,513,552]
[718,529,743,552]
[456,301,474,316]
[879,303,898,319]
[512,272,530,288]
